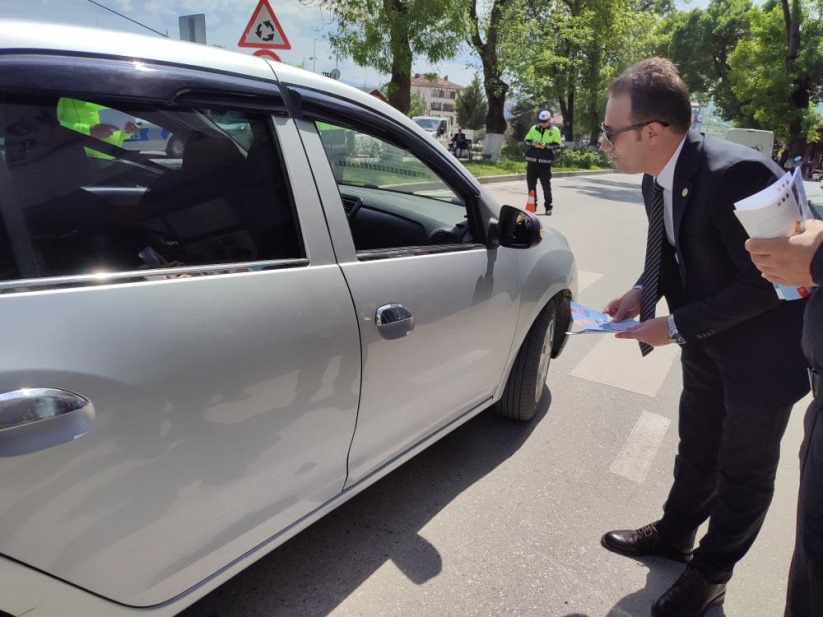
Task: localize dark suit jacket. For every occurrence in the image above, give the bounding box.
[642,130,809,407]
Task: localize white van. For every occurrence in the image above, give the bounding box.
[724,128,774,155]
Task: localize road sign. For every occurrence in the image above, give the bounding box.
[238,0,291,50]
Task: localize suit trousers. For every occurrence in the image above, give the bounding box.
[657,342,794,584]
[526,163,552,211]
[785,396,823,617]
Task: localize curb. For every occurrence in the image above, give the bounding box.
[475,168,615,184]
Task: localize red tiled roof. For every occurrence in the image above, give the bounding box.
[410,75,464,89]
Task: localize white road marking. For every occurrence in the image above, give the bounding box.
[569,333,679,396]
[610,411,671,483]
[575,270,603,294]
[569,298,679,397]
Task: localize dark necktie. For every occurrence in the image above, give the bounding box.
[638,180,665,356]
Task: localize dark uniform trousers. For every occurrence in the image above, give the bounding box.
[526,163,552,211]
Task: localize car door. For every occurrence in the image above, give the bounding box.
[0,57,360,606]
[293,90,522,484]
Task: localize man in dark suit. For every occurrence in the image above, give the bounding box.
[598,57,809,617]
[746,220,823,617]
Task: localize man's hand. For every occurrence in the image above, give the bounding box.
[615,316,670,347]
[745,219,823,286]
[89,123,117,140]
[603,287,642,321]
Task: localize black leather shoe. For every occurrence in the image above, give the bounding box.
[651,566,726,617]
[601,522,693,562]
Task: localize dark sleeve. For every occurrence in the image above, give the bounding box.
[812,243,823,286]
[673,160,783,341]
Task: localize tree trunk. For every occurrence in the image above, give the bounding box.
[470,0,510,161]
[386,0,412,114]
[782,0,807,159]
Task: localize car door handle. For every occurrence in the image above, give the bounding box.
[0,388,95,457]
[375,304,415,339]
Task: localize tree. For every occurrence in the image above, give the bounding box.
[408,90,426,117]
[303,0,468,114]
[728,1,823,150]
[667,0,754,123]
[456,74,488,130]
[499,0,657,146]
[468,0,513,161]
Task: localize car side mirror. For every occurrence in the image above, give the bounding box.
[494,205,543,249]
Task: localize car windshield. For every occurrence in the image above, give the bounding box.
[414,118,440,131]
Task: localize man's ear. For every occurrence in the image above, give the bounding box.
[646,121,666,144]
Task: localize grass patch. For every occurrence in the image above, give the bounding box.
[462,158,611,177]
[463,159,526,177]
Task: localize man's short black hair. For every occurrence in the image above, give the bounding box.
[609,57,691,133]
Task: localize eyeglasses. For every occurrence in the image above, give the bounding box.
[599,120,670,151]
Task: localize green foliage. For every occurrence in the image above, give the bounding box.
[498,0,664,144]
[500,139,528,160]
[307,0,469,112]
[507,99,541,142]
[552,147,612,169]
[494,142,611,170]
[408,91,426,118]
[456,74,488,130]
[667,0,754,121]
[728,1,823,142]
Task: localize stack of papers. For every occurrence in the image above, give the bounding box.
[567,301,639,335]
[734,168,814,300]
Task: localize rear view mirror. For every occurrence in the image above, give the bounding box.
[496,205,543,249]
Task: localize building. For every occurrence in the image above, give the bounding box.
[410,74,464,128]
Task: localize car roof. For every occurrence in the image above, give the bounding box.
[0,20,428,140]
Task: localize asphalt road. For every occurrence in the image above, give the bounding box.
[182,173,811,617]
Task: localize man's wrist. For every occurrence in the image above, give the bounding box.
[667,314,686,345]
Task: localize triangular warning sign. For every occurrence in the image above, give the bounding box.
[238,0,291,50]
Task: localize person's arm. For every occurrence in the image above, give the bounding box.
[524,126,536,146]
[671,160,786,342]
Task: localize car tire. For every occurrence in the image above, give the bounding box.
[494,300,556,422]
[166,136,185,158]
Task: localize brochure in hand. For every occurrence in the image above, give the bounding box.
[734,169,814,300]
[567,301,639,335]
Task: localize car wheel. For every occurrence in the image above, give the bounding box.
[494,300,556,422]
[166,136,185,158]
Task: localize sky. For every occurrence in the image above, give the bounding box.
[0,0,487,89]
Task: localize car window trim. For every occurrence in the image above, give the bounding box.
[355,243,485,261]
[0,258,311,293]
[0,54,288,113]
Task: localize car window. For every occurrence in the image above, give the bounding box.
[0,93,301,286]
[315,121,473,255]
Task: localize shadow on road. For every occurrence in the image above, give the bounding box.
[181,388,554,617]
[606,558,728,617]
[557,177,643,205]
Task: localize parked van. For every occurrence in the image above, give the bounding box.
[724,128,774,155]
[412,115,453,146]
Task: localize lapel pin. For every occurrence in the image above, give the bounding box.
[681,188,689,198]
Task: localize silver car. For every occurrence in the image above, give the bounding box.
[0,20,577,616]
